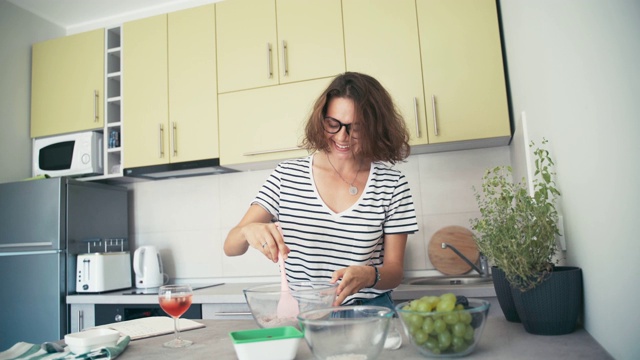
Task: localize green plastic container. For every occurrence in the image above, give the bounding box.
[230,326,303,360]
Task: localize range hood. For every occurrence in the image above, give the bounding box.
[123,159,237,180]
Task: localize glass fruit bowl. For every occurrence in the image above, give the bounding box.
[395,294,490,358]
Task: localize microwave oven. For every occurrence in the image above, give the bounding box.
[33,131,103,177]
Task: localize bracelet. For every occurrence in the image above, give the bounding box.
[369,265,380,288]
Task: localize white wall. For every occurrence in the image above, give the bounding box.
[500,1,640,359]
[127,147,511,281]
[0,0,64,183]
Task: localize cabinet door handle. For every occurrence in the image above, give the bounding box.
[172,122,178,157]
[213,312,252,316]
[282,40,289,76]
[159,124,165,158]
[431,95,439,136]
[243,146,301,156]
[94,90,99,122]
[267,43,273,79]
[78,310,84,332]
[413,97,420,138]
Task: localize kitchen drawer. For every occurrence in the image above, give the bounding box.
[202,303,252,320]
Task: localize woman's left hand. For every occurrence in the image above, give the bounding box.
[330,265,375,306]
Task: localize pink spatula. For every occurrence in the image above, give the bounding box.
[275,223,299,319]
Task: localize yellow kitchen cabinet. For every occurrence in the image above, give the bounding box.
[216,0,345,93]
[168,5,219,164]
[218,78,331,167]
[123,5,218,169]
[31,29,104,138]
[122,14,168,168]
[417,0,510,144]
[342,0,428,146]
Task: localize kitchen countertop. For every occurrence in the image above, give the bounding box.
[108,297,612,360]
[65,285,612,359]
[66,280,497,304]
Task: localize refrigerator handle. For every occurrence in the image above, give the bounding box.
[0,241,53,249]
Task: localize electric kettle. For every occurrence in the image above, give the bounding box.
[133,245,166,288]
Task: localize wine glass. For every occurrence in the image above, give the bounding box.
[158,284,193,348]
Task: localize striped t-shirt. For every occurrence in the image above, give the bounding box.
[252,154,419,305]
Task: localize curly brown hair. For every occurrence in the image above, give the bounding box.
[301,72,411,164]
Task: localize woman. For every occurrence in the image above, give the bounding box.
[224,72,418,309]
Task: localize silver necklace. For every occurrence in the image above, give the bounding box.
[326,153,361,196]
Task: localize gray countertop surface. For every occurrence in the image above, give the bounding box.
[66,283,612,359]
[111,298,612,360]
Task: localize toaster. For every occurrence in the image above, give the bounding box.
[76,252,132,293]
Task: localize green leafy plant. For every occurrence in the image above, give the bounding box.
[470,139,561,291]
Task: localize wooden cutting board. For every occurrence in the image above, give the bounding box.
[428,225,480,275]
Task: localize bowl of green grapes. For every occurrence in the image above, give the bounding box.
[395,293,490,357]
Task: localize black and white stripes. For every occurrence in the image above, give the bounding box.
[253,155,418,305]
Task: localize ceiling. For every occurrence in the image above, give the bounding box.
[7,0,220,32]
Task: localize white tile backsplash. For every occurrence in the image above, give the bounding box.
[127,146,510,281]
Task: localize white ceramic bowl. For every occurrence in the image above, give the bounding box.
[230,326,303,360]
[297,305,394,360]
[64,328,120,354]
[243,281,338,328]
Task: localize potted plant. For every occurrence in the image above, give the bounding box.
[470,139,583,335]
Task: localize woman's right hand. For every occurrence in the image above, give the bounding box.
[224,205,289,261]
[241,222,289,263]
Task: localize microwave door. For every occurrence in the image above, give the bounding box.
[39,141,75,172]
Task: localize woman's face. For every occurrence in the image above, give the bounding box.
[324,97,360,159]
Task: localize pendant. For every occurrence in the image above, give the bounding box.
[349,185,358,196]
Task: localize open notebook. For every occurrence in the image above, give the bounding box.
[93,317,205,340]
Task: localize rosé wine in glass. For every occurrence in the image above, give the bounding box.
[159,294,192,317]
[158,284,193,348]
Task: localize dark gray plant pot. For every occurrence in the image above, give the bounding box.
[510,266,583,335]
[491,266,521,323]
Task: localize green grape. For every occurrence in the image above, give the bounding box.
[437,330,452,350]
[421,316,435,333]
[451,335,466,349]
[452,337,469,353]
[416,300,430,312]
[424,296,439,311]
[412,329,429,345]
[436,299,455,312]
[463,324,475,341]
[424,337,439,351]
[443,312,459,324]
[400,312,411,323]
[452,322,467,337]
[408,324,420,335]
[408,313,424,328]
[440,293,457,304]
[458,311,472,324]
[434,318,447,333]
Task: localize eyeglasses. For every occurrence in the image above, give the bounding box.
[323,117,361,138]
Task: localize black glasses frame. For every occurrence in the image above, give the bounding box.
[323,117,359,138]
